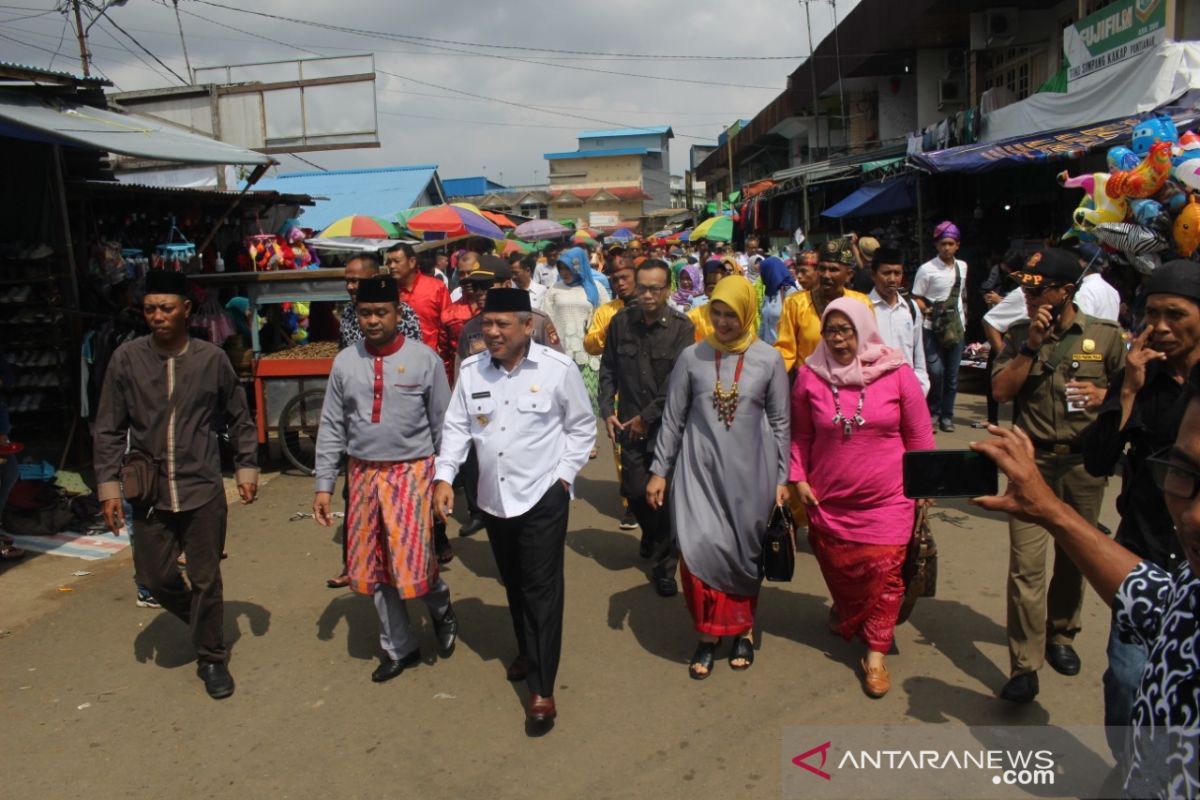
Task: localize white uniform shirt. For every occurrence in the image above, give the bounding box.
[534,260,559,288]
[983,275,1120,335]
[524,280,547,310]
[435,343,595,518]
[912,256,968,331]
[869,289,930,396]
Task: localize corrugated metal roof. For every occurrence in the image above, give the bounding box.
[544,147,658,160]
[251,165,442,230]
[0,88,271,165]
[0,61,110,86]
[443,176,508,198]
[78,179,314,206]
[577,126,673,139]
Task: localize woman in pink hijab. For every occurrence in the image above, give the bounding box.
[790,297,934,698]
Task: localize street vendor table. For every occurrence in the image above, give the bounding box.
[189,269,348,473]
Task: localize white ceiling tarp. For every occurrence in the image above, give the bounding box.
[0,88,272,166]
[982,41,1200,143]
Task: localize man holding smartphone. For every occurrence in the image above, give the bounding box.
[990,249,1126,703]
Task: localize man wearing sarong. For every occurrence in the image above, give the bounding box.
[313,275,457,683]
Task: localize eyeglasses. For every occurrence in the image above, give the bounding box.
[1147,447,1200,500]
[636,284,668,294]
[821,325,856,339]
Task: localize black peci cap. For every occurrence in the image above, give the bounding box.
[483,287,531,313]
[143,269,188,298]
[356,275,398,303]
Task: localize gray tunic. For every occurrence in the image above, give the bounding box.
[651,339,790,596]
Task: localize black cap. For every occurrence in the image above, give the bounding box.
[871,246,904,267]
[463,254,512,284]
[144,269,188,298]
[483,287,531,313]
[1145,259,1200,302]
[357,275,398,303]
[1068,241,1109,269]
[1018,248,1082,288]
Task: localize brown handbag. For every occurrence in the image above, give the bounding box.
[120,388,176,508]
[897,505,938,624]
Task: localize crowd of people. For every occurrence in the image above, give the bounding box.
[76,221,1200,798]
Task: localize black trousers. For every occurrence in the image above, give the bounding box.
[132,492,228,663]
[459,445,480,516]
[483,481,570,697]
[620,438,677,580]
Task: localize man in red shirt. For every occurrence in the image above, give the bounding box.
[387,242,449,355]
[440,256,508,382]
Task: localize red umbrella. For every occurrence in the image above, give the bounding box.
[405,205,504,239]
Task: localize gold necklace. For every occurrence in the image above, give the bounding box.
[713,351,746,429]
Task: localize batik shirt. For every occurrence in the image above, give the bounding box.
[339,301,422,350]
[1112,560,1200,799]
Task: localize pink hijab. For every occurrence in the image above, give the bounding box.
[805,297,907,387]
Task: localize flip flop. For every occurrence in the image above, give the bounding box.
[689,639,720,680]
[326,574,350,589]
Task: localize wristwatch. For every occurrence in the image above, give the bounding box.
[1018,342,1039,359]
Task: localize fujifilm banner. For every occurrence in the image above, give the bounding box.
[1064,0,1168,85]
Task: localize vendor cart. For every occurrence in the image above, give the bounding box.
[191,268,348,474]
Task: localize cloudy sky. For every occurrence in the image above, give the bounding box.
[2,0,859,183]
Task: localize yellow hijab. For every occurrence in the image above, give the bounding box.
[704,276,757,354]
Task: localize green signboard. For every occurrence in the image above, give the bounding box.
[1064,0,1169,84]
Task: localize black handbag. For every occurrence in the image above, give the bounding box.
[762,504,796,582]
[897,505,938,624]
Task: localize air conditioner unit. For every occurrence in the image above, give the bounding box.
[938,78,964,109]
[944,50,967,75]
[985,8,1017,45]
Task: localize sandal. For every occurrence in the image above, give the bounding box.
[730,636,755,670]
[326,573,350,589]
[1,544,27,561]
[689,639,719,680]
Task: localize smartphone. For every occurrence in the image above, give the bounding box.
[903,449,998,499]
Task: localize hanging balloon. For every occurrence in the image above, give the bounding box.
[1105,141,1174,200]
[1131,252,1162,275]
[1106,146,1140,172]
[1154,178,1191,214]
[1173,196,1200,258]
[1093,222,1171,255]
[1129,198,1172,233]
[1131,114,1179,156]
[1058,171,1128,229]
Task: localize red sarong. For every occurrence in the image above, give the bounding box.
[345,456,437,598]
[808,525,906,653]
[680,560,758,637]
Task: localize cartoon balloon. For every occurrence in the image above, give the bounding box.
[1131,114,1179,156]
[1155,178,1191,214]
[1106,146,1140,172]
[1093,222,1171,255]
[1131,253,1161,275]
[1129,198,1171,232]
[1174,196,1200,258]
[1173,153,1200,192]
[1059,171,1128,229]
[1106,141,1174,200]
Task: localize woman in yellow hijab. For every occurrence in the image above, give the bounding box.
[645,274,791,679]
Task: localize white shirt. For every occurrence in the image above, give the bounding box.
[912,256,968,331]
[523,280,547,310]
[534,260,559,288]
[435,343,596,518]
[1075,273,1121,322]
[983,275,1120,334]
[869,289,930,396]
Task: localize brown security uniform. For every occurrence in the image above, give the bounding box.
[992,308,1125,675]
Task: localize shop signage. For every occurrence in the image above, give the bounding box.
[589,212,618,227]
[1064,0,1168,85]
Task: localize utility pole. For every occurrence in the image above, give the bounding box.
[801,0,821,159]
[70,0,90,77]
[171,0,194,84]
[830,0,847,154]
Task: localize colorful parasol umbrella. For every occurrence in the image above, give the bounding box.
[691,216,734,242]
[405,204,504,240]
[499,239,532,256]
[572,231,599,248]
[609,227,636,242]
[514,219,569,241]
[480,210,516,229]
[318,215,400,239]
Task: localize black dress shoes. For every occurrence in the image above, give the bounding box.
[372,649,420,683]
[197,661,235,699]
[459,514,486,537]
[654,575,678,598]
[433,605,458,657]
[1000,671,1039,703]
[1046,643,1081,676]
[506,654,529,682]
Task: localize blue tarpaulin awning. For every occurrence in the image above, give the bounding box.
[820,175,916,219]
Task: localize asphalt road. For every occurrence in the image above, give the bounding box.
[0,396,1121,799]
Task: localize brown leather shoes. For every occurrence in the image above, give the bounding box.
[860,658,890,698]
[506,655,529,682]
[527,693,556,723]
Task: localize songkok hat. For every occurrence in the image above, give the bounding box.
[483,287,531,314]
[872,246,904,267]
[818,238,855,267]
[1145,259,1200,302]
[356,275,398,303]
[933,220,961,242]
[463,254,512,284]
[144,269,188,298]
[1017,249,1082,288]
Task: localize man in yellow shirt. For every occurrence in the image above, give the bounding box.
[583,255,635,356]
[774,239,874,372]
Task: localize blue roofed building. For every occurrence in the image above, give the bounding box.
[544,126,673,231]
[442,176,508,199]
[251,164,445,231]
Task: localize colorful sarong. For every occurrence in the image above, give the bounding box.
[681,560,759,637]
[808,525,906,653]
[346,456,436,598]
